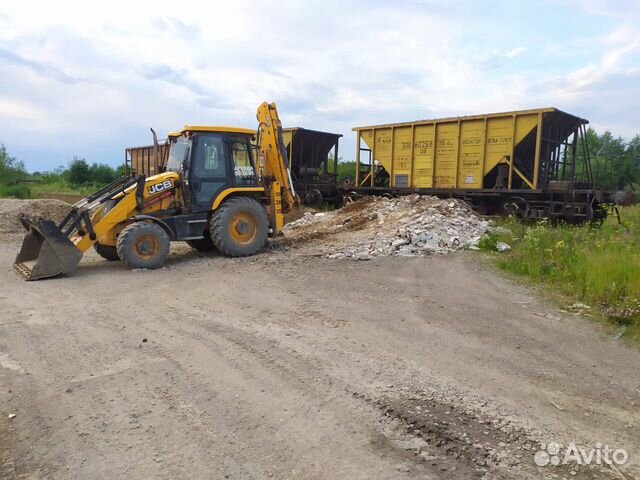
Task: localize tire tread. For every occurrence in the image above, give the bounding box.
[116,222,170,269]
[210,197,268,257]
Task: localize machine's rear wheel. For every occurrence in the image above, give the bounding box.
[185,232,215,252]
[94,243,119,261]
[117,222,170,269]
[210,197,268,257]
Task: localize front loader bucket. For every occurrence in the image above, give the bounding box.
[14,220,83,281]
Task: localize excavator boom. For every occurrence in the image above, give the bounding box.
[256,102,299,215]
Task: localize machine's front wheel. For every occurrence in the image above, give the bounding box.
[94,243,119,261]
[117,222,170,269]
[210,197,268,257]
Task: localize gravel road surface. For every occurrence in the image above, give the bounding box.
[1,241,638,479]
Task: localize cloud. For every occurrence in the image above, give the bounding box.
[0,0,639,170]
[552,0,640,18]
[0,48,79,84]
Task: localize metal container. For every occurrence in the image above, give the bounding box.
[353,107,593,192]
[282,128,342,205]
[125,143,170,177]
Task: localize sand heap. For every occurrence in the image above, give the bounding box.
[0,199,70,242]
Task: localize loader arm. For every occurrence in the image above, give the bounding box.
[14,172,181,280]
[256,102,299,216]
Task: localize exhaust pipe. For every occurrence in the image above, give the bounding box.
[14,219,83,281]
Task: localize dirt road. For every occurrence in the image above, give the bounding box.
[1,242,639,479]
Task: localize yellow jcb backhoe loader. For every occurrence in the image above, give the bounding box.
[14,102,299,280]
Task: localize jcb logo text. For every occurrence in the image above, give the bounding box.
[148,180,173,195]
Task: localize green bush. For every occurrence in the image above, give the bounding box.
[89,163,119,185]
[478,233,499,251]
[0,144,27,185]
[335,161,357,183]
[0,184,31,199]
[68,158,91,186]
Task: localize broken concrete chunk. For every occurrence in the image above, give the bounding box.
[284,195,494,259]
[496,242,512,252]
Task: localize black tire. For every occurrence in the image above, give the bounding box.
[210,197,268,257]
[303,189,323,208]
[116,222,170,269]
[185,232,215,252]
[94,243,119,261]
[502,196,528,218]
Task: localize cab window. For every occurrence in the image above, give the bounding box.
[194,134,226,178]
[166,136,189,172]
[231,141,257,185]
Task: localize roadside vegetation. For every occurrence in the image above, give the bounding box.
[0,144,123,199]
[481,207,640,341]
[334,161,357,183]
[325,153,357,184]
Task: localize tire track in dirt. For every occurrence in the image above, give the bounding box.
[144,304,442,478]
[152,297,559,478]
[138,299,530,478]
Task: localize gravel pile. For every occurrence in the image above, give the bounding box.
[0,199,71,242]
[283,195,492,259]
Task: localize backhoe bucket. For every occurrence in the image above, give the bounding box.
[14,219,83,281]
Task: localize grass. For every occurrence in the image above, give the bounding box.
[30,180,105,196]
[0,184,32,199]
[481,206,640,341]
[0,180,108,199]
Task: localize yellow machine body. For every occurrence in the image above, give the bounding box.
[14,103,298,280]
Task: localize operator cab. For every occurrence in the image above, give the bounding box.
[166,126,259,211]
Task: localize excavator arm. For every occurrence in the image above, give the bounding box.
[14,101,299,280]
[256,102,299,226]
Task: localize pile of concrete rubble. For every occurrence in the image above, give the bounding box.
[283,194,493,259]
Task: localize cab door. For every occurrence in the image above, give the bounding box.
[189,133,232,210]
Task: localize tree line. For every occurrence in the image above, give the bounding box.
[584,128,640,192]
[0,145,124,198]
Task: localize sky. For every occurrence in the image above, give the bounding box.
[1,0,639,171]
